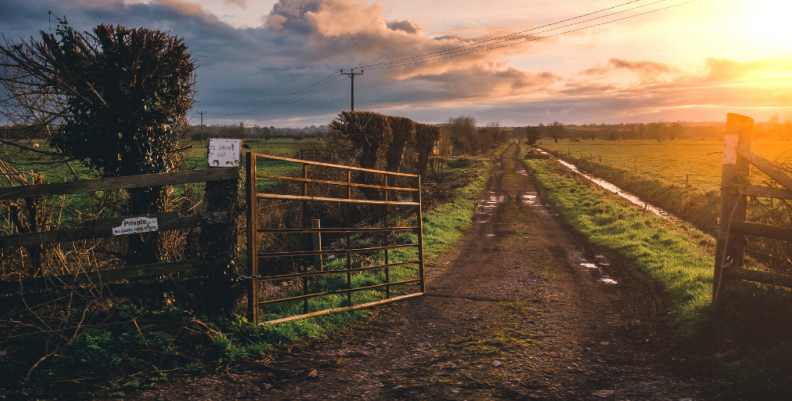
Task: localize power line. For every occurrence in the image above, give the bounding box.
[359,0,680,70]
[220,71,341,117]
[224,0,698,117]
[239,74,348,115]
[358,0,650,70]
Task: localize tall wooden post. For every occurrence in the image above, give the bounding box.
[199,164,241,315]
[713,113,753,300]
[245,152,259,323]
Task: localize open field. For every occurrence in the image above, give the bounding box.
[0,139,309,227]
[542,139,792,192]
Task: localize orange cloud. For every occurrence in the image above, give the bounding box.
[156,0,203,16]
[609,58,673,75]
[703,58,792,82]
[265,0,541,82]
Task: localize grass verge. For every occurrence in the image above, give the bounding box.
[524,156,792,400]
[540,146,719,234]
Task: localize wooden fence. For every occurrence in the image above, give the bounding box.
[714,113,792,299]
[0,167,239,299]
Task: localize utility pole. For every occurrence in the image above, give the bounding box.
[340,69,363,111]
[196,111,206,146]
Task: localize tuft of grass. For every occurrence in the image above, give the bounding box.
[448,300,538,355]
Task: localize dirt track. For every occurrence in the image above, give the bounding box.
[132,144,706,400]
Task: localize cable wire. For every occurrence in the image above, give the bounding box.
[358,0,652,70]
[220,71,341,117]
[360,0,690,70]
[226,0,698,116]
[367,0,698,70]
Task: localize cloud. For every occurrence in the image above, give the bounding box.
[156,0,204,16]
[3,0,792,127]
[263,0,540,79]
[703,57,792,82]
[609,58,673,75]
[386,19,421,34]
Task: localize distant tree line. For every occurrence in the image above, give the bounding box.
[187,123,328,141]
[509,119,792,142]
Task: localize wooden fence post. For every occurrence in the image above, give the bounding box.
[198,166,241,315]
[312,219,323,272]
[246,152,259,323]
[713,113,753,300]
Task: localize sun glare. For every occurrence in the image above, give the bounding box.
[740,1,792,54]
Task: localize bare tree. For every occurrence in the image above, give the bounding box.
[548,121,565,143]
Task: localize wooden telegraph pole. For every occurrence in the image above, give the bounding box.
[340,69,363,111]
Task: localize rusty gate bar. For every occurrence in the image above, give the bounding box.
[246,152,424,324]
[257,227,418,233]
[254,260,421,282]
[255,173,417,192]
[259,279,423,306]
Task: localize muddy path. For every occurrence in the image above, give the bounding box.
[131,144,705,400]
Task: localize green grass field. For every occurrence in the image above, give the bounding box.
[542,139,792,192]
[0,139,308,228]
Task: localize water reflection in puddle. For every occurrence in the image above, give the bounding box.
[555,160,679,221]
[522,192,539,206]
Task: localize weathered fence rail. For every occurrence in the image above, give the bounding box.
[0,167,239,295]
[714,113,792,298]
[246,152,425,325]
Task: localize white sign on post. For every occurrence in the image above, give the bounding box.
[112,217,159,236]
[208,139,241,167]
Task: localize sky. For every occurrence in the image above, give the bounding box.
[2,0,792,127]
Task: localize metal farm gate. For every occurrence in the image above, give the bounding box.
[245,152,425,324]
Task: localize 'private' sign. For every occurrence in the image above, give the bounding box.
[112,217,159,236]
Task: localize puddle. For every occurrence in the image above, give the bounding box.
[522,192,538,206]
[476,220,489,224]
[599,278,618,285]
[555,159,679,221]
[517,169,528,176]
[487,234,496,237]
